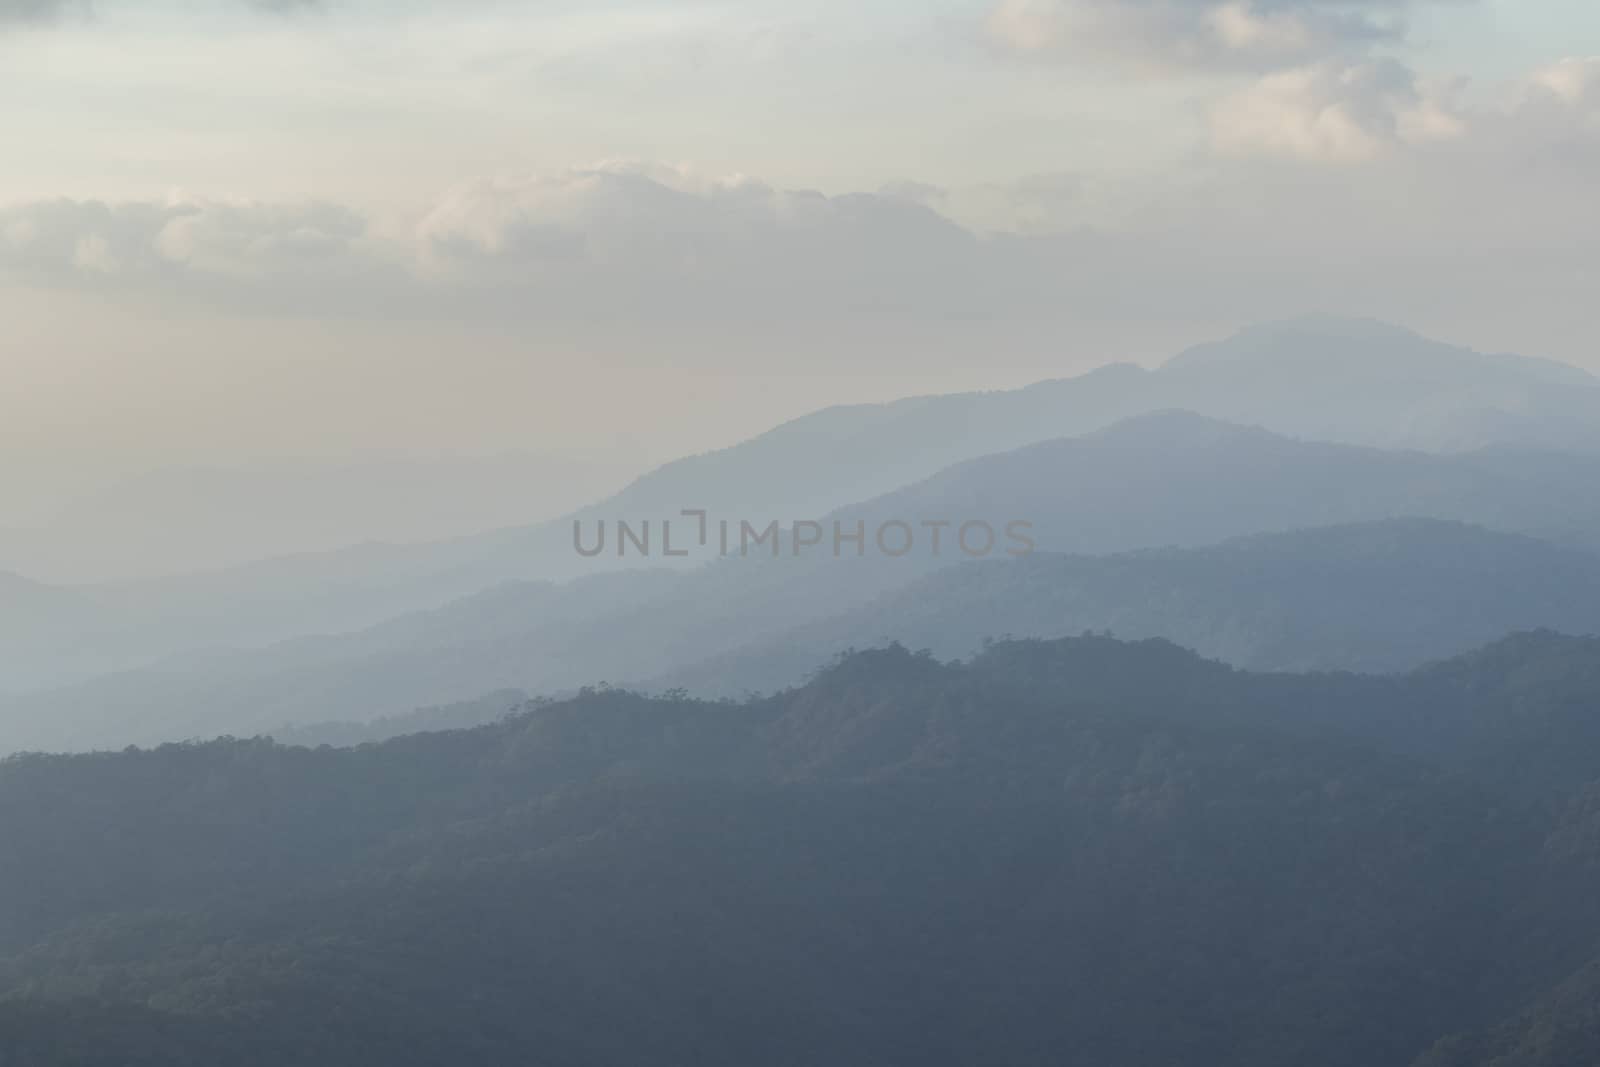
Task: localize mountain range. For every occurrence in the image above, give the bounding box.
[651,518,1600,694]
[11,416,1600,753]
[5,633,1600,1065]
[10,317,1600,1064]
[4,315,1599,698]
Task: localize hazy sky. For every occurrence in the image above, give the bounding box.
[2,0,1597,515]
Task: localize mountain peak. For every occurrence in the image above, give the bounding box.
[1163,315,1594,388]
[1163,315,1419,368]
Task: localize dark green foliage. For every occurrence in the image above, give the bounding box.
[6,635,1600,1064]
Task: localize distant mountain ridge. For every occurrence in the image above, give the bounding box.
[16,406,1600,753]
[2,316,1598,698]
[1159,316,1600,453]
[648,519,1600,695]
[828,410,1600,559]
[1167,315,1592,386]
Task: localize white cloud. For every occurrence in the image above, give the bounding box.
[151,199,369,279]
[0,167,992,327]
[71,233,119,274]
[1210,54,1600,165]
[0,63,1592,352]
[1210,58,1466,161]
[411,163,986,321]
[881,172,1095,235]
[1529,56,1600,106]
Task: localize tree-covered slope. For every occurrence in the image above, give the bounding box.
[8,635,1600,1064]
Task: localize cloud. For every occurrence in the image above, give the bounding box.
[985,0,1447,73]
[1208,54,1600,165]
[0,168,992,326]
[1528,56,1600,107]
[1481,57,1600,174]
[0,196,376,287]
[0,69,1592,362]
[1210,58,1466,161]
[882,173,1091,234]
[412,163,987,321]
[387,138,1600,367]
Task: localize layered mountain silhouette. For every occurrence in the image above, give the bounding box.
[8,317,1600,1065]
[12,411,1600,754]
[4,316,1597,697]
[650,519,1600,695]
[834,408,1600,555]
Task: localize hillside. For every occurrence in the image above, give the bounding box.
[7,635,1600,1064]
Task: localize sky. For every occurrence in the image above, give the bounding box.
[1,0,1597,521]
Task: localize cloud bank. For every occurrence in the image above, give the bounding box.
[0,51,1593,363]
[1209,58,1466,160]
[1,197,369,279]
[983,0,1497,167]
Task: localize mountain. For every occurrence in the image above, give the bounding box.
[1417,894,1600,1067]
[271,689,530,748]
[17,415,1600,754]
[0,364,1153,692]
[4,316,1595,699]
[8,635,1600,1065]
[348,317,1600,592]
[960,629,1600,798]
[599,315,1600,528]
[651,519,1600,695]
[0,553,917,754]
[0,571,89,638]
[1156,315,1600,453]
[0,573,99,696]
[829,410,1600,558]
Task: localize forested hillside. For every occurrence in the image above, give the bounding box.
[6,636,1600,1065]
